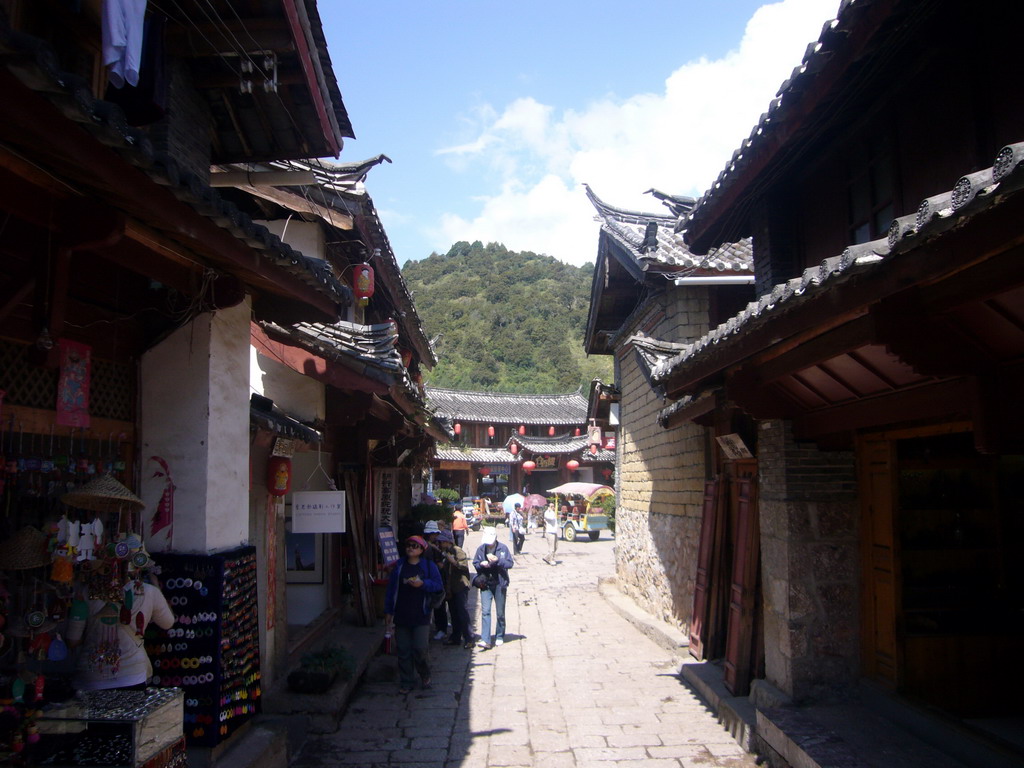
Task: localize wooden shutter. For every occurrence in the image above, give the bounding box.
[723,476,760,695]
[689,480,720,660]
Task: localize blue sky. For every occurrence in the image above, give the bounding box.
[321,0,838,266]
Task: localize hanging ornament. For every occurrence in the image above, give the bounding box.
[519,425,526,435]
[266,456,291,497]
[566,460,580,472]
[353,263,375,306]
[548,426,555,436]
[509,443,518,455]
[454,423,462,436]
[522,461,536,475]
[487,426,495,438]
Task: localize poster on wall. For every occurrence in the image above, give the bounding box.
[56,338,91,428]
[285,530,323,584]
[292,490,346,533]
[374,468,398,532]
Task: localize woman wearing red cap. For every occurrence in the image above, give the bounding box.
[384,535,443,694]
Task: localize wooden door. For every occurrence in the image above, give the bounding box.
[858,438,899,686]
[723,476,760,694]
[689,480,721,660]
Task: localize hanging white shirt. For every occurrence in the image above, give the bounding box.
[102,0,148,88]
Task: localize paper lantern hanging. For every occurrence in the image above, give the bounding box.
[548,426,555,436]
[575,428,581,436]
[479,466,491,476]
[487,425,495,437]
[566,459,580,472]
[519,425,526,435]
[522,460,536,474]
[454,423,461,435]
[353,263,375,306]
[510,443,518,455]
[267,456,291,496]
[601,468,613,479]
[590,444,598,455]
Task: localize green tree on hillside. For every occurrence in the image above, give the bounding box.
[403,242,612,393]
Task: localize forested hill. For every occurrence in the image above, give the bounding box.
[402,241,613,393]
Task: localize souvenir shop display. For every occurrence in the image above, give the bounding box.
[0,468,184,767]
[149,547,261,747]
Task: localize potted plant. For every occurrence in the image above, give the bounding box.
[287,646,354,693]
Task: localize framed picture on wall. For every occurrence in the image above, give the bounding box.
[285,531,323,584]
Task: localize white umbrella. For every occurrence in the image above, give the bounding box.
[501,493,526,511]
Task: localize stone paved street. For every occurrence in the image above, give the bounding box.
[292,527,758,768]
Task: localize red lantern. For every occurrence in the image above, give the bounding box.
[548,426,555,436]
[487,425,495,437]
[353,263,375,306]
[454,423,461,435]
[479,466,491,476]
[267,456,291,496]
[566,459,580,472]
[510,443,518,455]
[575,428,581,436]
[522,460,536,474]
[601,468,613,479]
[590,444,598,455]
[519,425,526,435]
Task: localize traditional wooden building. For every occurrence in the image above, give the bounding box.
[583,185,753,628]
[629,0,1024,763]
[0,1,439,760]
[426,387,614,500]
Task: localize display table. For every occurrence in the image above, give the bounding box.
[36,687,184,768]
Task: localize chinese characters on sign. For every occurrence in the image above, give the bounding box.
[291,491,346,533]
[377,528,399,567]
[374,468,397,532]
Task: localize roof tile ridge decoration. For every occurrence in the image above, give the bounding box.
[587,184,753,273]
[269,156,435,367]
[649,139,1024,388]
[675,4,850,236]
[0,19,351,310]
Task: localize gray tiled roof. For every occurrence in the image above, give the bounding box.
[433,447,521,464]
[0,20,351,310]
[585,185,752,274]
[639,141,1024,388]
[425,388,587,425]
[259,319,403,387]
[508,434,615,462]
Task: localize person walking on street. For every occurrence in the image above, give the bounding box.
[422,520,449,640]
[383,535,443,694]
[509,503,526,555]
[451,507,469,548]
[436,529,475,648]
[472,526,514,649]
[542,503,559,565]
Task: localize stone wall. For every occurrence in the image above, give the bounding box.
[757,419,860,703]
[613,288,711,632]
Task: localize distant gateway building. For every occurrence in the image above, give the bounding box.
[426,385,617,500]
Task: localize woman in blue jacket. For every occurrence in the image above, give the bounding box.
[384,535,444,693]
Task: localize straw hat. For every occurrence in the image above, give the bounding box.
[61,473,144,513]
[0,526,51,570]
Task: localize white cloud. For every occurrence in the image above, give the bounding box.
[434,0,837,265]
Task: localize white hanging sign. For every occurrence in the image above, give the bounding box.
[291,490,346,533]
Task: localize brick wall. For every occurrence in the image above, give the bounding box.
[613,288,711,631]
[149,59,213,184]
[757,419,860,702]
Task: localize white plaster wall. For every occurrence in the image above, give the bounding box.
[250,348,325,423]
[206,304,251,549]
[140,301,251,553]
[255,219,325,261]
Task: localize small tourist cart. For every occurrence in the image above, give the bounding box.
[545,482,614,541]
